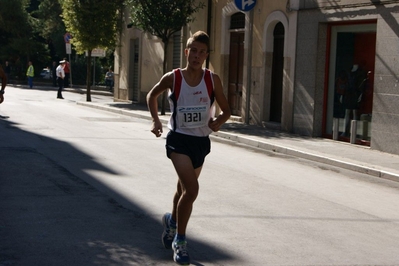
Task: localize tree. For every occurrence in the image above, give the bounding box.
[61,0,124,101]
[127,0,205,114]
[0,0,49,78]
[0,0,31,71]
[35,0,66,61]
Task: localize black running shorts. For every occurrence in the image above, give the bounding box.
[165,131,211,169]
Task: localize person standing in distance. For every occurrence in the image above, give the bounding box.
[63,58,70,88]
[4,61,11,84]
[105,68,114,92]
[56,60,66,99]
[0,61,8,104]
[26,61,34,88]
[147,30,231,265]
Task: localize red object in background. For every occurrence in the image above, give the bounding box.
[353,32,376,115]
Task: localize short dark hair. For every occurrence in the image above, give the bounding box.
[186,31,210,51]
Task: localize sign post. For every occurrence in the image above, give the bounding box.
[85,48,106,86]
[65,43,72,54]
[91,48,106,57]
[64,33,73,87]
[234,0,257,124]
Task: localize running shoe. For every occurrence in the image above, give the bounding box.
[172,239,190,265]
[161,213,176,249]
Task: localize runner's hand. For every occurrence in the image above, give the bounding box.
[208,117,221,132]
[151,120,163,137]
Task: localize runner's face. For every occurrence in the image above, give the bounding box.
[186,41,209,69]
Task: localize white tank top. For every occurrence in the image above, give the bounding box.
[168,68,215,136]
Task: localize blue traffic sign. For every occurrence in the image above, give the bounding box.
[234,0,257,12]
[64,33,72,43]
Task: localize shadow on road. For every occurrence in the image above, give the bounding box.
[0,118,236,265]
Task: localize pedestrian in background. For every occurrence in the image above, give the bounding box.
[147,31,231,265]
[105,68,114,92]
[0,61,8,104]
[26,61,34,88]
[63,58,70,88]
[56,60,66,99]
[4,61,11,84]
[52,61,57,87]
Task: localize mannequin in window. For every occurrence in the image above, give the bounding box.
[341,64,367,136]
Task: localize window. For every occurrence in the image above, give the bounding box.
[230,12,245,30]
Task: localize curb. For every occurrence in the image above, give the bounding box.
[212,131,399,183]
[65,87,113,97]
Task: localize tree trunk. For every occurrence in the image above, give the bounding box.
[86,51,92,102]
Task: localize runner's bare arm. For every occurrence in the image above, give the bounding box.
[146,72,174,137]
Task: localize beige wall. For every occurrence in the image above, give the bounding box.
[115,1,298,132]
[114,1,208,103]
[140,33,164,101]
[115,0,399,155]
[210,1,297,130]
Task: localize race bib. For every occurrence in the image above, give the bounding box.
[177,105,209,128]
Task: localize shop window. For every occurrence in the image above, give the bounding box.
[326,23,376,144]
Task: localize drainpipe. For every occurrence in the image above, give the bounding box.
[206,0,212,68]
[116,8,125,100]
[245,9,254,124]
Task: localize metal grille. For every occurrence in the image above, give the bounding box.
[230,12,245,30]
[129,39,139,102]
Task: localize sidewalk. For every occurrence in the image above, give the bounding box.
[76,99,399,183]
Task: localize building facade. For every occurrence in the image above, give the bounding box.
[114,0,399,155]
[293,0,399,154]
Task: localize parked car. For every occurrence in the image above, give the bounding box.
[40,68,51,79]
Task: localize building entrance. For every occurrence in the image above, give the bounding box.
[325,23,376,145]
[228,32,244,116]
[270,22,285,123]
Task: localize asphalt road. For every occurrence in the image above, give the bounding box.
[1,86,399,266]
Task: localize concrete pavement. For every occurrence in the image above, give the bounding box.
[75,95,399,184]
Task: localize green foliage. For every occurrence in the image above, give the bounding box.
[0,0,118,88]
[35,0,65,39]
[61,0,125,54]
[128,0,204,43]
[127,0,204,113]
[0,0,32,60]
[0,0,29,33]
[71,56,103,85]
[35,0,68,62]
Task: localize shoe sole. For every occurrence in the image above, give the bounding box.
[173,250,190,265]
[172,242,190,265]
[173,256,190,265]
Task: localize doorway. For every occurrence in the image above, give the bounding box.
[325,23,376,144]
[228,32,244,116]
[270,22,285,123]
